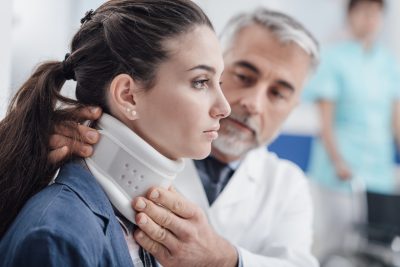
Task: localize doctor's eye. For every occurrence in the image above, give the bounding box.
[192,79,209,90]
[269,88,285,99]
[233,72,255,86]
[268,86,293,102]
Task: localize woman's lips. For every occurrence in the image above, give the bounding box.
[204,130,218,140]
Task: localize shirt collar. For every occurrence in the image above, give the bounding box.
[227,158,242,171]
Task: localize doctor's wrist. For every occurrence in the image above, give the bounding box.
[214,238,238,267]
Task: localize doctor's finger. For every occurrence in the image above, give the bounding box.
[134,229,174,262]
[48,146,69,164]
[74,106,102,121]
[54,123,100,145]
[59,106,102,122]
[146,187,196,219]
[133,197,190,237]
[135,212,180,252]
[49,134,93,158]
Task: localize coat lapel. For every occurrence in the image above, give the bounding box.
[211,148,264,209]
[174,148,266,211]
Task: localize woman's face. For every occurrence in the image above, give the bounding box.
[131,26,230,160]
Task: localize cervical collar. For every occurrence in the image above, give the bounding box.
[85,113,185,224]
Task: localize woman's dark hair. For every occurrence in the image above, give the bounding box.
[348,0,385,12]
[0,0,213,236]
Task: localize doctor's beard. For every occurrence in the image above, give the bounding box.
[212,111,281,158]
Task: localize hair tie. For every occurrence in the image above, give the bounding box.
[81,9,95,25]
[62,53,76,81]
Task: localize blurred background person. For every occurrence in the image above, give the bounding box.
[305,0,400,262]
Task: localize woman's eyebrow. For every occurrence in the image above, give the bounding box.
[186,64,216,74]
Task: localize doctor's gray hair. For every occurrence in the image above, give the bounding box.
[219,8,320,71]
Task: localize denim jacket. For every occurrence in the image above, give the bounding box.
[0,162,135,267]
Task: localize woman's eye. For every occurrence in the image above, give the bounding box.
[192,79,209,90]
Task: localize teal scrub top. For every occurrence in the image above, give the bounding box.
[304,40,400,194]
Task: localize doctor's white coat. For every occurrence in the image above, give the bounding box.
[174,147,319,267]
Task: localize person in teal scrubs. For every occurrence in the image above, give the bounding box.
[306,0,400,194]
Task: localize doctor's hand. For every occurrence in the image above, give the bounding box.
[48,106,102,164]
[132,187,238,267]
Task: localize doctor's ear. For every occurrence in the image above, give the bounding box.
[108,74,140,121]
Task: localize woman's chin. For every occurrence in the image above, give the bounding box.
[188,147,212,160]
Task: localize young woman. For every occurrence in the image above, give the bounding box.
[0,0,230,266]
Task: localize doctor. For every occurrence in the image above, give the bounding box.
[50,9,320,267]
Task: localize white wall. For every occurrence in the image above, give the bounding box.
[11,0,76,90]
[385,0,400,62]
[9,0,106,101]
[0,0,13,119]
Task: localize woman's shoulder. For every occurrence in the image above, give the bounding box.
[0,177,109,266]
[33,180,107,235]
[1,162,112,251]
[5,176,107,240]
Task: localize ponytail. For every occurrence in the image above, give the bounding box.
[0,61,81,236]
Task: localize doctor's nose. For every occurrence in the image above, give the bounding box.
[239,89,264,115]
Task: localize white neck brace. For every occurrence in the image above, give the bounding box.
[85,113,185,224]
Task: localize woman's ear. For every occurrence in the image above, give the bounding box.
[108,74,140,121]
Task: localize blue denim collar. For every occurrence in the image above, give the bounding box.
[55,161,112,224]
[55,161,135,267]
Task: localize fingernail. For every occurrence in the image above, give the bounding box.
[86,131,98,142]
[138,215,147,225]
[89,107,99,114]
[135,199,146,210]
[150,190,159,200]
[81,145,92,156]
[136,231,144,239]
[62,146,69,153]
